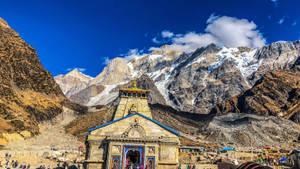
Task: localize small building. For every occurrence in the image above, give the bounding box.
[85,79,180,169]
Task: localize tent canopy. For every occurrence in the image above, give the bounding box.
[219,147,234,152]
[279,157,287,161]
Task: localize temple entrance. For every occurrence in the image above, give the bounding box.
[127,150,140,165]
[123,146,144,169]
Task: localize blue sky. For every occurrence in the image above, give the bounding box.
[0,0,299,77]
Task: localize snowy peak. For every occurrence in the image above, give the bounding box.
[90,57,132,85]
[54,69,93,96]
[65,68,93,83]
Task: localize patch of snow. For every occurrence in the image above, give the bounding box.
[186,57,206,67]
[148,54,163,61]
[87,84,117,106]
[287,55,296,64]
[87,80,129,106]
[234,49,259,77]
[207,47,259,77]
[155,80,169,103]
[192,97,196,105]
[127,62,138,78]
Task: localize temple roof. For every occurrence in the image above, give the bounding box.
[86,113,180,136]
[120,78,150,93]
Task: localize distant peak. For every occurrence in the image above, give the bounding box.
[107,57,127,65]
[66,68,93,81]
[70,68,80,73]
[111,57,126,62]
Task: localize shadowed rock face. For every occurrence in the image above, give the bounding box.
[211,70,300,123]
[0,17,65,143]
[69,84,105,105]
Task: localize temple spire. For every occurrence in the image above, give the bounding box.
[133,77,137,88]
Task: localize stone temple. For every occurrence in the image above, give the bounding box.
[85,79,180,169]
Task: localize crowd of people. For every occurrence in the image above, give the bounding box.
[0,153,30,169]
[0,153,81,169]
[256,155,284,166]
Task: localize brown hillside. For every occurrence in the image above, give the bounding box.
[0,17,65,144]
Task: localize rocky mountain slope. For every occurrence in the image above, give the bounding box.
[211,69,300,123]
[64,75,300,147]
[66,96,300,147]
[90,57,132,85]
[0,17,66,144]
[56,40,300,116]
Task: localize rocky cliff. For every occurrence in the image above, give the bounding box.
[211,69,300,123]
[0,17,65,144]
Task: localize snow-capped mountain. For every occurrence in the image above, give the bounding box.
[54,68,93,97]
[55,40,300,114]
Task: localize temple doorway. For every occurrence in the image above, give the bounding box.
[123,146,144,169]
[127,150,140,164]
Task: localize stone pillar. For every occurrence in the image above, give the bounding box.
[85,140,107,169]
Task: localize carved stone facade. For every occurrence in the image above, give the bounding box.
[85,79,180,169]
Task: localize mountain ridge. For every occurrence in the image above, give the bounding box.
[56,40,300,116]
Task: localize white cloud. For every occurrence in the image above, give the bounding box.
[66,67,86,72]
[278,17,285,24]
[103,57,112,65]
[119,14,266,61]
[271,0,278,6]
[152,37,161,44]
[122,49,145,62]
[78,68,86,72]
[166,15,266,52]
[207,13,219,23]
[161,30,174,38]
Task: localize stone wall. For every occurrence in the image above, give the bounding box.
[114,96,152,120]
[86,140,179,169]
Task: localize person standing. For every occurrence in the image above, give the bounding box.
[6,160,9,168]
[63,162,67,169]
[15,161,18,168]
